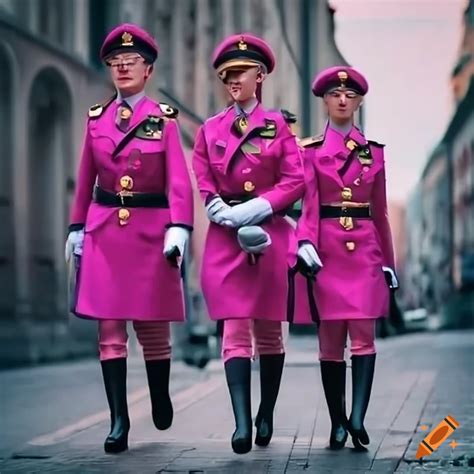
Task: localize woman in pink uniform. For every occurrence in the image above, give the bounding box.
[192,34,304,454]
[296,66,398,451]
[65,24,193,453]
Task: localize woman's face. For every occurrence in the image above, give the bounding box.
[324,88,363,124]
[223,66,265,103]
[106,52,152,96]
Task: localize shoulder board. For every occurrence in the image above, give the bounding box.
[280,108,297,124]
[88,95,115,119]
[299,134,324,148]
[159,103,179,118]
[368,139,385,148]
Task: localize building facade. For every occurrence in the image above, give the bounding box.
[0,0,349,365]
[403,0,474,327]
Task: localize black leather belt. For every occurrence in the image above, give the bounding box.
[320,206,371,218]
[221,195,254,206]
[221,195,290,217]
[94,186,169,208]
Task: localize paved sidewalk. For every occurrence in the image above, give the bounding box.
[1,331,473,473]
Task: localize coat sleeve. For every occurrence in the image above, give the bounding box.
[295,148,320,249]
[259,125,305,212]
[164,119,194,230]
[192,125,219,205]
[371,148,395,269]
[69,122,96,228]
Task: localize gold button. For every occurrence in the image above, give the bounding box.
[346,139,357,151]
[238,116,248,133]
[346,241,355,251]
[120,175,134,190]
[118,208,130,226]
[244,180,256,192]
[120,107,132,120]
[341,187,352,200]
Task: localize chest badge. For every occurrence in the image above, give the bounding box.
[357,146,373,166]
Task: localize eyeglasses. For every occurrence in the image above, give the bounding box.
[327,90,359,99]
[106,56,145,70]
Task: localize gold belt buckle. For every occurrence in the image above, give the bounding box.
[339,207,354,231]
[117,190,133,206]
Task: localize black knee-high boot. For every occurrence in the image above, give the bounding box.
[255,353,285,447]
[101,358,130,453]
[348,354,376,450]
[320,360,348,449]
[145,359,173,430]
[224,357,252,454]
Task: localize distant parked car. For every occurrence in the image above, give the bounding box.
[403,308,428,331]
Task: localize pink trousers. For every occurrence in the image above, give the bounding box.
[98,320,171,361]
[318,320,376,361]
[222,319,284,362]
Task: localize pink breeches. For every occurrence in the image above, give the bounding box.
[221,319,284,362]
[318,320,376,361]
[98,320,171,361]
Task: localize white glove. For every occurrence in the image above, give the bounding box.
[65,230,84,262]
[206,196,231,225]
[163,227,189,263]
[382,266,399,289]
[297,243,323,272]
[237,226,272,254]
[219,197,273,228]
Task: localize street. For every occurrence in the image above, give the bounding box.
[1,330,473,473]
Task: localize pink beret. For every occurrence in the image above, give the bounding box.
[212,33,275,79]
[312,66,369,97]
[100,23,158,63]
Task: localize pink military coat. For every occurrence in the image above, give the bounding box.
[192,103,304,321]
[70,96,193,321]
[296,124,395,321]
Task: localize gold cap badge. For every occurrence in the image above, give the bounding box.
[238,37,248,50]
[338,70,348,88]
[121,32,134,47]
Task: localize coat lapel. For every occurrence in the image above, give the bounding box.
[340,126,371,186]
[222,103,267,174]
[112,98,160,158]
[317,126,345,187]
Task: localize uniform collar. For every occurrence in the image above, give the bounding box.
[233,96,259,116]
[328,118,353,138]
[116,90,146,110]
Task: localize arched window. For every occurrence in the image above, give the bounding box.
[28,67,72,319]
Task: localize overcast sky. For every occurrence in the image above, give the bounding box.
[331,0,467,203]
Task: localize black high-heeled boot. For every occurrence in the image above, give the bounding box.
[348,354,376,451]
[255,353,285,447]
[224,357,252,454]
[320,360,348,449]
[101,358,130,454]
[145,359,173,430]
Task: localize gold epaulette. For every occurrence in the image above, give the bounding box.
[159,103,179,118]
[368,139,385,148]
[299,134,324,148]
[88,95,115,119]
